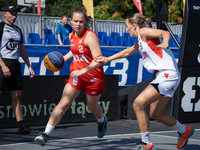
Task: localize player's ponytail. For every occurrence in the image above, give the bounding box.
[127,13,152,28]
[145,18,152,28]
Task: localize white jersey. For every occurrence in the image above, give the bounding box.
[0,22,22,59]
[138,33,180,97]
[138,34,178,74]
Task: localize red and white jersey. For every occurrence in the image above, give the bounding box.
[138,33,179,74]
[69,27,105,80]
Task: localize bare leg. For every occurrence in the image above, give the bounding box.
[133,84,176,133]
[86,93,103,119]
[150,97,176,127]
[10,90,23,122]
[47,83,80,126]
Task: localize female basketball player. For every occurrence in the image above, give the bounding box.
[95,13,194,150]
[34,6,107,146]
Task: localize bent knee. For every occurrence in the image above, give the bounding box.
[149,112,161,120]
[132,99,145,111]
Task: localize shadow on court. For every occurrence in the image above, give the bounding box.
[0,119,200,150]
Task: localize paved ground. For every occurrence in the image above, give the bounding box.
[0,119,199,150]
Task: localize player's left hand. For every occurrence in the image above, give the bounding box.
[29,66,35,78]
[155,43,168,49]
[70,70,84,79]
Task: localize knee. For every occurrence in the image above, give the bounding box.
[87,104,99,113]
[87,105,94,113]
[149,111,161,120]
[132,98,144,111]
[12,93,22,102]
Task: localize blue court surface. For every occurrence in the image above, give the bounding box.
[0,119,199,150]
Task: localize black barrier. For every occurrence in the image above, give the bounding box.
[178,0,200,67]
[173,67,200,123]
[0,75,118,128]
[172,0,200,123]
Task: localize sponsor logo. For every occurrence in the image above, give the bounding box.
[9,6,13,9]
[90,78,97,82]
[91,91,97,95]
[142,51,149,60]
[193,6,200,10]
[73,77,78,85]
[73,54,89,63]
[6,38,20,51]
[79,40,82,44]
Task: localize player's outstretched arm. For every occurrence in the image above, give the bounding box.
[95,42,139,64]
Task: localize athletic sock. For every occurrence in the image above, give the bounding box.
[171,120,186,134]
[18,120,26,129]
[97,116,104,123]
[44,124,55,135]
[140,131,151,145]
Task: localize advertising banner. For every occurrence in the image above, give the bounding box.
[0,75,118,128]
[19,46,179,86]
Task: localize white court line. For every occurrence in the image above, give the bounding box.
[1,129,200,147]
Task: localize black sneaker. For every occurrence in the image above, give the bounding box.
[18,127,39,134]
[97,115,107,138]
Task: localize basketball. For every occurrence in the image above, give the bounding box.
[44,51,65,72]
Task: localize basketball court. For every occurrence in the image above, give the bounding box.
[0,120,200,150]
[0,0,200,150]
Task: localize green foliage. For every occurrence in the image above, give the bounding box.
[0,0,17,11]
[142,0,156,22]
[44,0,83,17]
[94,0,137,20]
[0,0,184,23]
[168,0,183,23]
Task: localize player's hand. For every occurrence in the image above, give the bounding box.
[2,65,11,78]
[155,43,168,49]
[94,56,109,64]
[28,66,35,78]
[70,70,84,79]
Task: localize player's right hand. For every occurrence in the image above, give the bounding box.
[94,56,109,64]
[2,66,11,78]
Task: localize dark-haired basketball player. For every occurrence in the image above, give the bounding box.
[34,6,107,146]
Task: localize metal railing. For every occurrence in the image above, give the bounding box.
[0,12,182,44]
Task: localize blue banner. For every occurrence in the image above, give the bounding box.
[21,46,179,86]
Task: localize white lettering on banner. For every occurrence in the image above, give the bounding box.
[182,77,200,112]
[0,100,110,119]
[19,57,39,75]
[110,58,129,86]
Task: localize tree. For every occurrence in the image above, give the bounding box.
[0,0,184,23]
[0,0,17,11]
[94,0,137,20]
[44,0,83,17]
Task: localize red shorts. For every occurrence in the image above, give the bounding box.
[68,75,106,96]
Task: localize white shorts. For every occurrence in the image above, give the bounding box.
[151,70,180,97]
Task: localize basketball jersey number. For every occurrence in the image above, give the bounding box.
[78,45,84,53]
[182,77,200,112]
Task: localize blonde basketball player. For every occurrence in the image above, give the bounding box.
[95,13,194,150]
